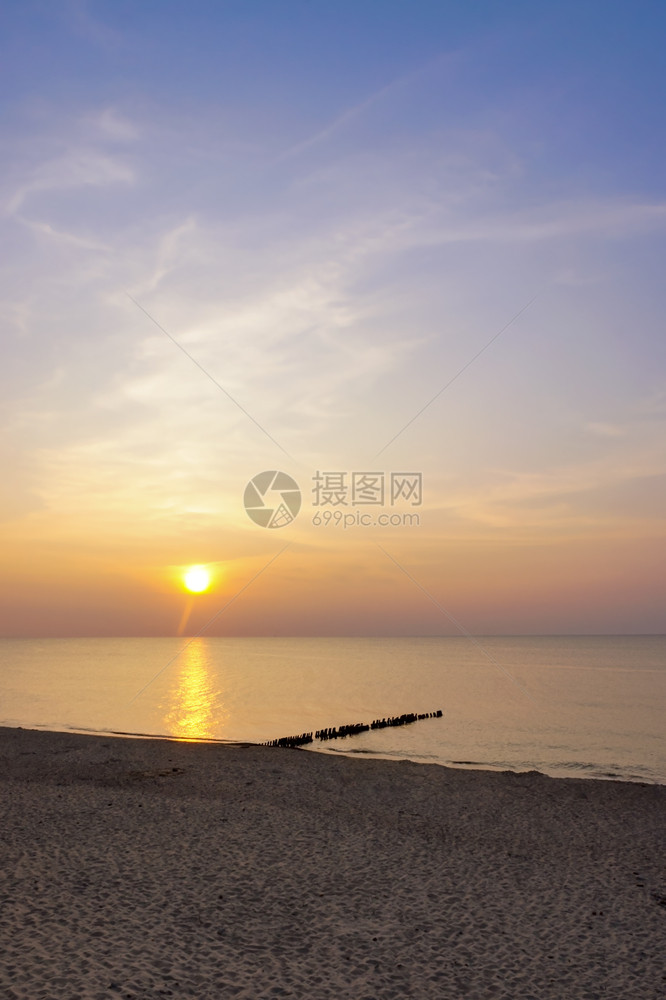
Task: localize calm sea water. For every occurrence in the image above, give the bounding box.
[0,636,664,783]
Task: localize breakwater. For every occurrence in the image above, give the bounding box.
[265,710,443,749]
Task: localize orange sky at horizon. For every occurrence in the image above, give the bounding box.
[2,501,664,636]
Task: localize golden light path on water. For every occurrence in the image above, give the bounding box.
[163,638,226,740]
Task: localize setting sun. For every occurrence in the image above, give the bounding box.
[183,566,211,594]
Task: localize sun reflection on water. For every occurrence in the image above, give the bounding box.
[163,638,226,740]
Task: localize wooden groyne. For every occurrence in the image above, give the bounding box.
[264,710,443,749]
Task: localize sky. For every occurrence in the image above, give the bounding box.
[1,0,665,637]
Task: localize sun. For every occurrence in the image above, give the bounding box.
[183,565,211,594]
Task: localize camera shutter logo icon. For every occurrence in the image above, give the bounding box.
[244,471,301,528]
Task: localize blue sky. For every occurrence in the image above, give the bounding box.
[1,0,665,635]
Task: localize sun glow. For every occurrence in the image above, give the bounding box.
[183,565,211,593]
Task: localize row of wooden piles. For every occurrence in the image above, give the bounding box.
[264,709,443,749]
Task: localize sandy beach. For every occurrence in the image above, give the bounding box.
[0,727,664,999]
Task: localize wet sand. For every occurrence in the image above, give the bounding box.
[1,726,664,999]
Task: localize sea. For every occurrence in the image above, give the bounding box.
[0,636,664,784]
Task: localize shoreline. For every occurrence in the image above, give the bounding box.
[3,721,663,786]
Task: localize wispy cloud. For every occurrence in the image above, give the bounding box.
[84,107,140,142]
[586,422,626,438]
[274,49,463,163]
[429,434,666,536]
[275,76,410,163]
[373,198,666,257]
[16,216,110,251]
[6,149,134,214]
[63,0,125,51]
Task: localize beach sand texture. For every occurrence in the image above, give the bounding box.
[1,727,664,999]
